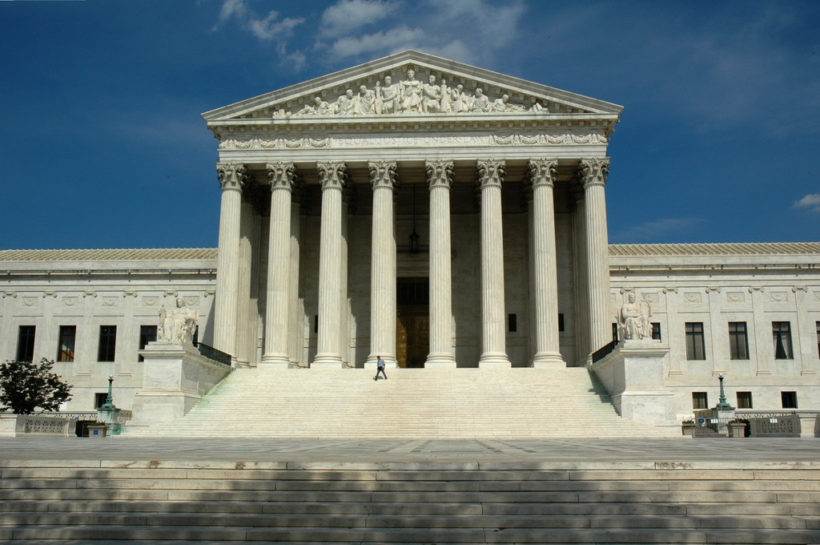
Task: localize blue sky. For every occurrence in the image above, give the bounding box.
[1,0,818,249]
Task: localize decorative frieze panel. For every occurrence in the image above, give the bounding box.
[218,129,608,151]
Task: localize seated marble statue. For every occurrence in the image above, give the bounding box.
[618,292,652,341]
[158,297,198,345]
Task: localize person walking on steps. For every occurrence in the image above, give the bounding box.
[374,356,387,381]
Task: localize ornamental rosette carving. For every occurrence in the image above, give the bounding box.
[578,158,610,188]
[527,159,559,189]
[317,162,347,191]
[477,159,505,189]
[368,161,398,190]
[266,162,297,192]
[425,160,454,190]
[216,162,248,191]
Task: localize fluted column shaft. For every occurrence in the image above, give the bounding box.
[287,196,302,365]
[478,160,511,368]
[214,163,246,363]
[262,162,296,366]
[312,162,346,368]
[580,158,611,355]
[426,161,456,368]
[367,162,398,367]
[529,159,565,368]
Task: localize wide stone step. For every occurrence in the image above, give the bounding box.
[6,524,820,543]
[130,366,675,438]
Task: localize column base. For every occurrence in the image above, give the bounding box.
[425,353,457,368]
[260,354,290,368]
[532,352,565,369]
[479,352,511,368]
[311,353,343,369]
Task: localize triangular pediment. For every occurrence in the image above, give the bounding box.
[203,50,622,123]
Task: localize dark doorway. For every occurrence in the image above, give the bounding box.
[396,277,429,368]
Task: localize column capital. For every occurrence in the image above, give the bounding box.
[368,161,398,190]
[317,162,347,191]
[527,159,559,188]
[266,162,297,192]
[477,159,505,189]
[578,158,610,189]
[425,160,454,190]
[216,162,247,192]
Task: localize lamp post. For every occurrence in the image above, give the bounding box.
[716,374,734,410]
[96,376,122,435]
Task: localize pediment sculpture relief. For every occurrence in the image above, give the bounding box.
[270,68,563,118]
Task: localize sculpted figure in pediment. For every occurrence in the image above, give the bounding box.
[422,74,442,113]
[357,84,375,114]
[450,84,466,112]
[400,69,423,113]
[439,78,452,113]
[375,75,399,114]
[471,88,490,112]
[336,89,357,116]
[531,100,549,113]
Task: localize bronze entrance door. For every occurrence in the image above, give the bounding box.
[396,278,429,368]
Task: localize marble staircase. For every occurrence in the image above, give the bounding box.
[0,460,818,543]
[127,366,676,438]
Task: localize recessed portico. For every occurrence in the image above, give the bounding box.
[205,50,621,370]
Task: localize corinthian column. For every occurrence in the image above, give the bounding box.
[312,162,346,368]
[426,160,456,368]
[261,162,296,367]
[580,158,611,356]
[477,159,511,368]
[528,159,564,368]
[367,161,398,368]
[214,162,247,363]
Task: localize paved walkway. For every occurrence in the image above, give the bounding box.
[0,437,818,465]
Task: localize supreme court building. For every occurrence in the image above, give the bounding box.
[207,50,616,371]
[1,51,818,434]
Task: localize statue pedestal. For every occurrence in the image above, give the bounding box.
[590,340,675,428]
[127,342,231,433]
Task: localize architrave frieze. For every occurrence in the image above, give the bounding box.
[215,126,609,163]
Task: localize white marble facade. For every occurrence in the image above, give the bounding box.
[0,51,817,419]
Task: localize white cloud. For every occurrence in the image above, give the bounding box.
[246,11,304,41]
[614,217,705,243]
[321,0,400,38]
[329,26,426,59]
[318,0,526,65]
[212,0,305,68]
[794,194,820,212]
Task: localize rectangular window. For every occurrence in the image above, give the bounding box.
[651,322,661,341]
[728,322,749,360]
[94,393,108,409]
[817,321,820,358]
[508,313,517,333]
[57,325,76,362]
[138,325,157,362]
[772,322,793,359]
[736,391,753,409]
[781,391,798,409]
[98,325,117,362]
[16,325,36,362]
[692,392,708,410]
[685,322,705,360]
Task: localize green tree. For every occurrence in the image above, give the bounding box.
[0,358,72,414]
